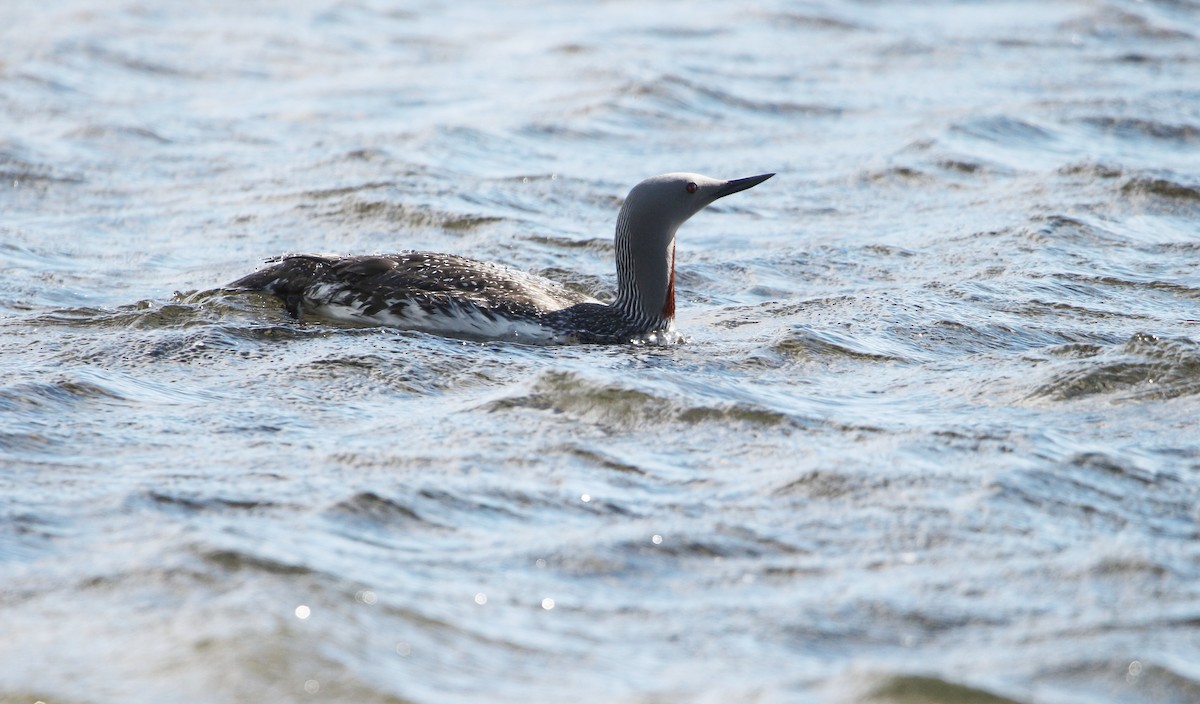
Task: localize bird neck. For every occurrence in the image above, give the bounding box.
[612,212,677,330]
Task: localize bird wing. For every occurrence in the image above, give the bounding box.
[324,253,598,315]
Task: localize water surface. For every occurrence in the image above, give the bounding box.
[2,1,1200,702]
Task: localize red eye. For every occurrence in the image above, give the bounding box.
[686,182,698,193]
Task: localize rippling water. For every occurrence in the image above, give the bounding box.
[3,1,1200,702]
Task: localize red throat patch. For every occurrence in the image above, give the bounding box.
[661,243,676,319]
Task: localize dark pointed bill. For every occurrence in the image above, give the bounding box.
[714,173,775,200]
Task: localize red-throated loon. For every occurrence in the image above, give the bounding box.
[228,172,774,344]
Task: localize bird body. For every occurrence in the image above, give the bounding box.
[229,172,773,344]
[232,251,619,343]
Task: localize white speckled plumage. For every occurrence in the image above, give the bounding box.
[229,172,773,344]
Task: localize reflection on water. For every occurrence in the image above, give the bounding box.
[2,0,1200,702]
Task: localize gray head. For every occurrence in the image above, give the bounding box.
[613,171,774,327]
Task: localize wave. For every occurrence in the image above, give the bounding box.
[482,369,798,431]
[771,325,911,364]
[562,73,842,135]
[1120,174,1200,204]
[1078,117,1200,145]
[1030,333,1200,402]
[863,674,1025,704]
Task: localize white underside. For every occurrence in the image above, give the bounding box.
[312,301,569,343]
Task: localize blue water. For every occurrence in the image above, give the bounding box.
[3,1,1200,702]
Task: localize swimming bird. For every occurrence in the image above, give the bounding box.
[229,172,774,344]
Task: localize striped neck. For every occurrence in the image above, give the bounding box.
[605,170,776,337]
[612,206,677,333]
